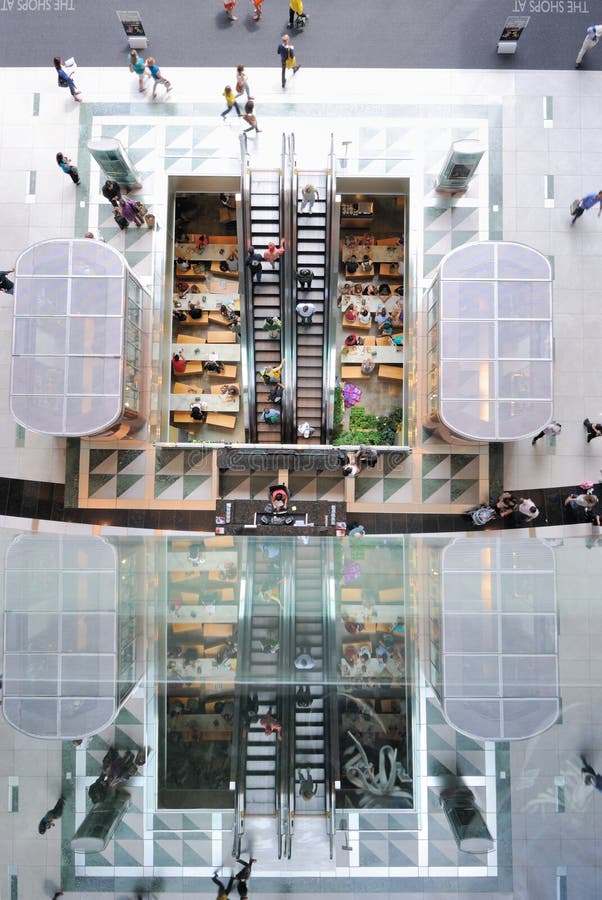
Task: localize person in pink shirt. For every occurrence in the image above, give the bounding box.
[118,196,144,227]
[263,238,286,268]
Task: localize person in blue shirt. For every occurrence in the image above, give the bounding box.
[576,24,602,68]
[571,190,602,223]
[144,57,172,99]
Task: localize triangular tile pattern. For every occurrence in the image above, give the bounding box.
[353,476,383,503]
[166,125,193,147]
[114,839,144,867]
[428,839,458,867]
[183,447,212,473]
[117,449,146,474]
[427,749,458,776]
[116,474,146,499]
[154,839,183,867]
[87,473,117,499]
[450,478,479,503]
[183,474,212,499]
[84,850,114,867]
[452,229,478,249]
[422,454,449,477]
[156,449,185,476]
[128,124,156,147]
[383,477,412,503]
[89,448,118,474]
[220,474,251,499]
[449,454,479,478]
[316,477,345,501]
[451,206,480,230]
[155,474,183,499]
[422,479,450,503]
[389,837,420,867]
[359,838,388,867]
[427,724,458,752]
[251,474,279,499]
[382,452,412,477]
[183,838,212,867]
[287,475,317,499]
[457,749,487,778]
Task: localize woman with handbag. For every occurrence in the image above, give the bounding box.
[53,56,82,101]
[277,34,300,89]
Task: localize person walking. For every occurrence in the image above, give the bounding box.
[242,100,262,134]
[224,0,237,20]
[299,184,319,214]
[250,0,263,20]
[259,708,283,739]
[212,870,235,899]
[53,56,82,101]
[235,64,252,99]
[128,49,147,91]
[571,190,602,223]
[296,267,314,289]
[245,246,263,282]
[221,85,241,120]
[261,407,281,424]
[118,196,144,227]
[38,796,65,834]
[296,302,316,325]
[259,359,285,383]
[277,34,299,89]
[584,417,602,442]
[531,421,561,445]
[288,0,306,28]
[580,755,602,790]
[575,24,602,68]
[263,238,286,267]
[0,269,15,294]
[102,180,122,207]
[55,152,80,185]
[145,57,172,98]
[294,647,316,670]
[564,492,598,511]
[515,497,539,524]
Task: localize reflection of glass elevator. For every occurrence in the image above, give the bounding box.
[427,537,559,742]
[2,534,146,740]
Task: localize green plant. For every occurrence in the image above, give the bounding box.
[376,407,403,445]
[349,407,377,430]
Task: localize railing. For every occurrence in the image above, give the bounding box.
[323,133,339,440]
[324,539,340,858]
[238,133,253,439]
[280,132,295,444]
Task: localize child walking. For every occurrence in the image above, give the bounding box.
[243,100,262,134]
[56,152,80,185]
[224,0,237,20]
[221,85,241,119]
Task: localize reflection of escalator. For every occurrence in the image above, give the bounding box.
[292,540,328,816]
[240,544,284,820]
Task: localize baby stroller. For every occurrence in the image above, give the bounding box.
[464,504,497,527]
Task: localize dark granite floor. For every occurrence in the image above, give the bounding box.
[1,476,598,536]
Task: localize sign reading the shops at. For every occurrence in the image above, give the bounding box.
[116,9,145,36]
[499,15,530,40]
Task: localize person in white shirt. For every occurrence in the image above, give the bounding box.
[531,421,561,446]
[296,302,316,325]
[576,24,602,67]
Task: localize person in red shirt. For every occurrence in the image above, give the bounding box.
[172,352,187,373]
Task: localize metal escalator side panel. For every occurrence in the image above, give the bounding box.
[322,142,339,439]
[237,169,254,440]
[280,134,296,444]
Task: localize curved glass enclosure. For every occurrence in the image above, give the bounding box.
[426,241,553,442]
[10,239,149,438]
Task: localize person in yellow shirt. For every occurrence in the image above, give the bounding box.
[289,0,306,28]
[220,85,241,120]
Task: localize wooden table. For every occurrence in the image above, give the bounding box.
[168,606,239,624]
[171,343,241,361]
[173,293,239,311]
[339,290,402,314]
[169,551,238,568]
[168,713,233,740]
[341,345,404,364]
[341,242,403,263]
[170,394,240,412]
[167,657,236,679]
[175,240,238,262]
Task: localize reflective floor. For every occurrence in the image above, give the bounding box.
[2,526,601,897]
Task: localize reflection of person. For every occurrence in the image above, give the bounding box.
[260,709,282,739]
[38,796,65,834]
[212,871,235,899]
[299,183,318,214]
[576,24,602,68]
[531,421,561,446]
[584,418,602,442]
[581,755,602,790]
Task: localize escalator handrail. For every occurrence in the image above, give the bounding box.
[280,133,295,443]
[322,539,339,847]
[323,135,340,439]
[239,136,256,441]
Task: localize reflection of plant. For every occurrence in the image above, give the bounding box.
[333,386,344,429]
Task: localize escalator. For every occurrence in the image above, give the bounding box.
[244,163,285,443]
[292,169,331,442]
